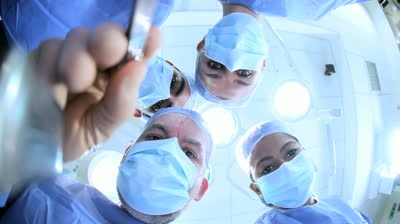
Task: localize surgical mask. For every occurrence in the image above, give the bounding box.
[181,74,198,110]
[117,137,198,215]
[256,151,316,208]
[204,13,268,72]
[137,57,174,109]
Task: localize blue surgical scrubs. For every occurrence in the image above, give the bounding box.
[0,175,145,224]
[0,191,10,208]
[219,0,368,20]
[255,196,371,224]
[0,0,174,52]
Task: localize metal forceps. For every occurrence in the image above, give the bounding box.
[105,0,158,73]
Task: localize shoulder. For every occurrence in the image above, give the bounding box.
[255,209,281,224]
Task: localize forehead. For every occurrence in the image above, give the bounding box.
[249,133,293,163]
[146,113,207,142]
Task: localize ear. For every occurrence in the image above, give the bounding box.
[133,109,142,118]
[249,183,262,196]
[194,178,208,201]
[196,38,205,52]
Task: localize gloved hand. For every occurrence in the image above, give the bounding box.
[29,23,162,161]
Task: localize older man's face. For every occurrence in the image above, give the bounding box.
[133,113,209,200]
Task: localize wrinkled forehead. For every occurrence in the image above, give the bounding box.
[146,113,207,141]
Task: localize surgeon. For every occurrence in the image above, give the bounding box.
[194,3,269,107]
[135,56,197,118]
[238,121,372,224]
[194,0,369,107]
[0,22,214,223]
[1,107,213,224]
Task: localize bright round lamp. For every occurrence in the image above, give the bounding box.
[273,81,311,121]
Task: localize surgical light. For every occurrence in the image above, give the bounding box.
[202,107,238,146]
[88,150,123,203]
[273,81,311,121]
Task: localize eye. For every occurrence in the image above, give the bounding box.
[151,101,162,112]
[236,69,254,78]
[183,148,197,160]
[151,99,173,112]
[286,148,299,159]
[260,165,274,176]
[207,60,224,70]
[170,73,177,89]
[145,135,161,141]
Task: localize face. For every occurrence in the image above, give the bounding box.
[196,53,261,100]
[126,113,209,201]
[249,133,303,181]
[141,68,191,117]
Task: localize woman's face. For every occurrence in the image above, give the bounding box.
[196,53,261,100]
[249,133,303,181]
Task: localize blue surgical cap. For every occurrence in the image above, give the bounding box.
[239,120,291,161]
[145,107,214,162]
[137,56,174,109]
[203,12,269,72]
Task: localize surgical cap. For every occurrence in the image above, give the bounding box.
[137,56,174,109]
[239,120,291,161]
[145,107,214,163]
[203,12,269,72]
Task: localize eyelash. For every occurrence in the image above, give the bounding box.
[207,60,224,70]
[150,99,172,112]
[261,165,274,176]
[182,147,197,160]
[236,70,253,78]
[286,148,298,158]
[145,134,162,141]
[170,73,177,89]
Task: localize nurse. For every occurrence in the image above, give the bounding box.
[194,0,368,107]
[194,5,269,107]
[135,56,197,118]
[238,120,372,224]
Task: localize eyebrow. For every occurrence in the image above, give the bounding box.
[183,136,202,147]
[145,123,170,136]
[173,71,186,97]
[255,155,273,171]
[280,141,298,153]
[183,136,204,160]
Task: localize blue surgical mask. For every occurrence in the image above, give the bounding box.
[137,57,174,109]
[256,151,316,208]
[117,137,198,215]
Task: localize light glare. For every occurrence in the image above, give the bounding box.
[273,81,311,121]
[202,107,237,146]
